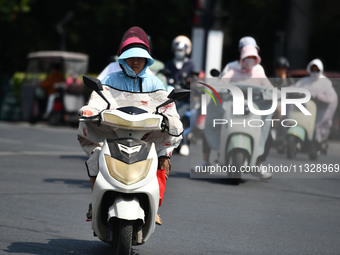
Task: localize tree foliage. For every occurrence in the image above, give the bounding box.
[0,0,194,75]
[0,0,339,76]
[0,0,32,22]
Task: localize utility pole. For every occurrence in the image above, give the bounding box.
[191,0,227,76]
[55,12,74,51]
[285,0,315,69]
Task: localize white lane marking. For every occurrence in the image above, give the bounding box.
[0,151,85,156]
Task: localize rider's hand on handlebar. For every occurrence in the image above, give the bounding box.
[78,106,100,118]
[79,109,95,117]
[161,116,169,132]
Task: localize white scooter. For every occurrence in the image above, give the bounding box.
[80,76,188,255]
[204,77,276,184]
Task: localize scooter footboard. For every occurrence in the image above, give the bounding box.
[108,195,145,222]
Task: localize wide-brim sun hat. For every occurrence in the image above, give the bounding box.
[239,36,260,51]
[118,47,154,66]
[240,45,261,65]
[119,27,150,54]
[117,27,154,68]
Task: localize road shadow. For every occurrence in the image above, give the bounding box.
[44,178,90,189]
[170,170,248,186]
[4,239,113,255]
[4,238,147,255]
[59,155,88,161]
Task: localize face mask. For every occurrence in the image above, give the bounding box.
[175,50,186,60]
[242,58,256,70]
[310,71,321,79]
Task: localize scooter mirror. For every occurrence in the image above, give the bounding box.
[83,75,103,92]
[156,89,190,113]
[83,75,111,109]
[210,69,220,77]
[168,88,190,101]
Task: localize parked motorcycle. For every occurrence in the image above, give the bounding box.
[21,51,88,123]
[46,79,85,126]
[80,76,189,255]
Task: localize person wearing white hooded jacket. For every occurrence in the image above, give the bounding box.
[201,45,274,179]
[220,36,266,78]
[294,59,338,150]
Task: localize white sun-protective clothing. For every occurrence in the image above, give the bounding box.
[220,36,264,78]
[78,26,184,176]
[222,45,273,88]
[294,59,338,142]
[77,87,183,177]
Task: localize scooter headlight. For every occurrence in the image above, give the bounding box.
[105,154,152,185]
[102,112,161,129]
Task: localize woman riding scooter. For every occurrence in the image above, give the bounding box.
[77,26,183,225]
[201,45,275,180]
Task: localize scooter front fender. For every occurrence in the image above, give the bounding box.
[107,195,145,222]
[227,134,252,156]
[219,133,252,165]
[287,126,306,141]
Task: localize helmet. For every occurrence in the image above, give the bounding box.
[275,57,290,69]
[172,35,192,56]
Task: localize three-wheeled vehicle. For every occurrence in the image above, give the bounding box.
[21,51,88,125]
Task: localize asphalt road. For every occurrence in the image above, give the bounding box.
[0,122,339,255]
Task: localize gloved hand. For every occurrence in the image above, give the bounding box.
[78,105,100,118]
[161,115,169,132]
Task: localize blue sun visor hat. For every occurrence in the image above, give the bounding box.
[118,47,154,67]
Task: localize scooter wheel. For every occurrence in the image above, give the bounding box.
[227,149,246,185]
[111,219,133,255]
[286,135,297,159]
[308,140,319,160]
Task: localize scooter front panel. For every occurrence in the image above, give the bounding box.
[92,171,159,243]
[107,138,152,164]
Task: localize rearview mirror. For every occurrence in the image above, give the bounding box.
[168,88,190,101]
[156,88,190,113]
[83,75,110,109]
[210,69,220,77]
[83,75,103,92]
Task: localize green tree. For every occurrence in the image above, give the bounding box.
[0,0,32,22]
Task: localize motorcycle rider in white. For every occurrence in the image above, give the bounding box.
[77,27,183,225]
[294,59,338,151]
